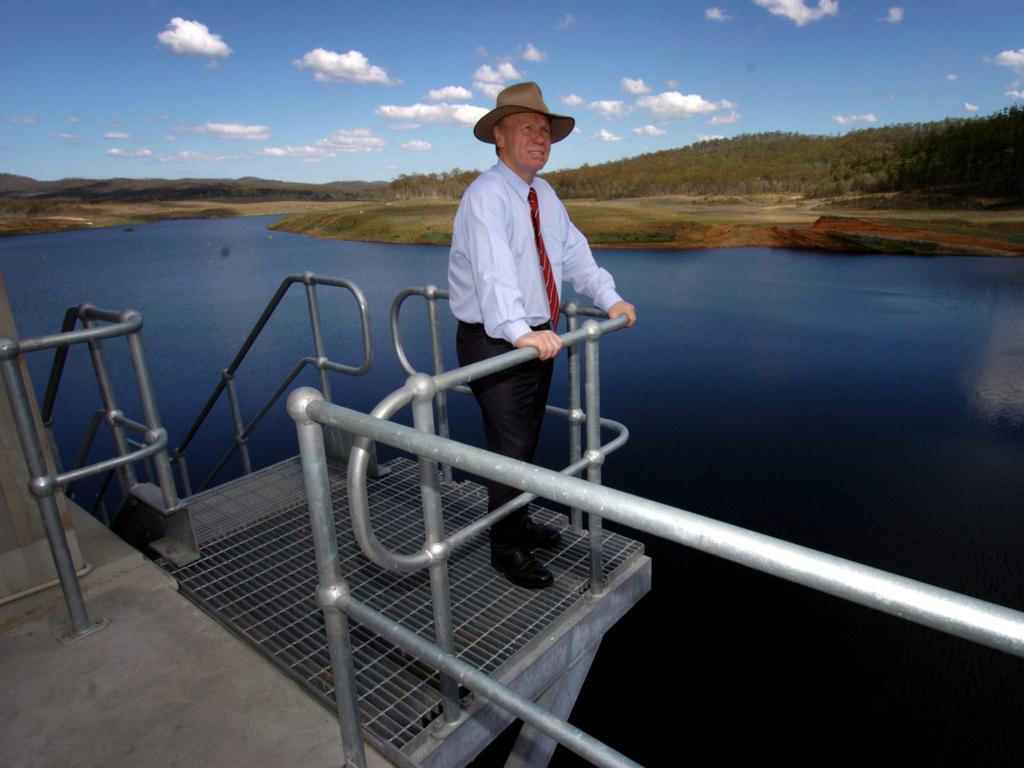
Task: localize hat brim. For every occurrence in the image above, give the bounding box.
[473,106,575,144]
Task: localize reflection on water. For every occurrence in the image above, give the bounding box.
[3,220,1024,766]
[968,299,1024,429]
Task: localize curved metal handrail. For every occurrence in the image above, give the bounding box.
[173,272,373,494]
[349,314,629,573]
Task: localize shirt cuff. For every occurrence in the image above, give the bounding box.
[497,319,533,346]
[593,289,624,314]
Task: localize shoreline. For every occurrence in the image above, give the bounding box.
[3,198,1023,256]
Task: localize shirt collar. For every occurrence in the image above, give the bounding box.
[495,160,533,201]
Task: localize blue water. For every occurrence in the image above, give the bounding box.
[3,216,1024,765]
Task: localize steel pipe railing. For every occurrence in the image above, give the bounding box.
[291,380,1024,768]
[1,304,182,640]
[173,272,373,494]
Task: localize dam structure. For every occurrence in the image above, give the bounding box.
[3,272,1024,767]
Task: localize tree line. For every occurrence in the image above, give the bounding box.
[382,106,1024,203]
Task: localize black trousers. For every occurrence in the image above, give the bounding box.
[456,321,554,551]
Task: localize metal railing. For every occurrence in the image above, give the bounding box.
[0,304,184,640]
[391,284,619,530]
[289,295,1024,768]
[173,272,372,495]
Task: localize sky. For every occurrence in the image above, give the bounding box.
[2,0,1022,183]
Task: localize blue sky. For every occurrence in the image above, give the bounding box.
[2,0,1022,183]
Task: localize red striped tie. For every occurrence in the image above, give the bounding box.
[527,187,560,329]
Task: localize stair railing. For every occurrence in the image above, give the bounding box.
[0,304,194,640]
[173,272,372,496]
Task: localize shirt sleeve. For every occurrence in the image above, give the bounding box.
[558,202,623,313]
[457,182,533,344]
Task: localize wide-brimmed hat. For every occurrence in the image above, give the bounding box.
[473,82,575,144]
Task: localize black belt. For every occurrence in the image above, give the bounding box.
[458,321,551,333]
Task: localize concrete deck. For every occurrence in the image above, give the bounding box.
[0,503,390,768]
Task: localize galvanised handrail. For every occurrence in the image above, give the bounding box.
[290,310,630,765]
[0,304,182,640]
[173,272,372,495]
[289,382,1024,768]
[390,284,615,505]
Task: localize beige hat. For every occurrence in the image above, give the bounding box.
[473,82,575,144]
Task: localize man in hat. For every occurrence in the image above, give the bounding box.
[448,81,637,589]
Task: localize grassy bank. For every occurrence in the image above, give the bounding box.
[269,196,1024,257]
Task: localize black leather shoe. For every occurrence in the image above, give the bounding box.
[490,548,554,589]
[523,520,562,550]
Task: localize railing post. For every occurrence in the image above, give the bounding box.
[583,320,605,596]
[303,274,333,400]
[565,303,584,531]
[223,371,252,475]
[0,338,105,641]
[81,309,138,495]
[425,286,453,483]
[408,373,462,726]
[288,387,367,768]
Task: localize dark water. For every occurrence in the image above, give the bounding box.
[3,217,1024,765]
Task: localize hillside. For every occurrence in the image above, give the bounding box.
[0,174,387,202]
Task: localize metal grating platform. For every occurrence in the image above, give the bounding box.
[160,456,644,756]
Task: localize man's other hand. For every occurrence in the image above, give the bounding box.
[515,330,563,360]
[608,300,637,327]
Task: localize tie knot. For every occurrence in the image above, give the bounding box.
[528,187,537,206]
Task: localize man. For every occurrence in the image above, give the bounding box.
[448,81,637,588]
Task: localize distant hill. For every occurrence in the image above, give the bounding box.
[384,106,1024,206]
[0,174,388,202]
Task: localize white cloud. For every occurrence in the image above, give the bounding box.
[621,77,651,95]
[376,102,488,126]
[402,140,431,151]
[55,133,83,143]
[964,102,979,112]
[174,123,271,140]
[709,110,741,125]
[388,123,421,130]
[561,93,586,107]
[879,7,903,23]
[427,85,473,101]
[947,73,959,81]
[1006,85,1024,100]
[294,48,399,85]
[104,132,131,139]
[158,151,234,163]
[696,133,725,142]
[8,116,38,125]
[594,129,623,142]
[522,43,547,62]
[474,46,490,58]
[993,49,1024,73]
[107,148,153,158]
[473,62,524,98]
[556,14,577,30]
[832,113,878,125]
[69,116,80,124]
[753,0,839,26]
[261,128,386,158]
[705,7,732,21]
[633,125,668,136]
[157,18,232,58]
[588,100,629,118]
[636,91,736,120]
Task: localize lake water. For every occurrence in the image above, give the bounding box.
[3,215,1024,765]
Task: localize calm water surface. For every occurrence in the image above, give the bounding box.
[3,216,1024,765]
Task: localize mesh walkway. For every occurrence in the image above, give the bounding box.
[160,456,644,755]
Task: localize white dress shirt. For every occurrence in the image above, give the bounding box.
[448,160,623,345]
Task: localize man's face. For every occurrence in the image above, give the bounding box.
[494,112,551,183]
